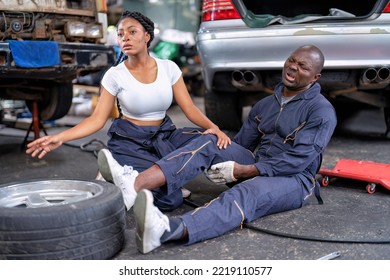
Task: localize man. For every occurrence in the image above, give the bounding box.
[100,45,337,254]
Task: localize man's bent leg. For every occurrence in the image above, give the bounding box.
[156,134,255,196]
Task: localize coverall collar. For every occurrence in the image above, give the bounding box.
[275,82,322,102]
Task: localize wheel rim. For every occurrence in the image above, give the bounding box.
[0,180,103,208]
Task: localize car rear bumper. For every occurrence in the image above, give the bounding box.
[197,20,390,90]
[0,42,115,81]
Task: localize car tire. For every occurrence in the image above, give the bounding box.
[26,82,73,121]
[0,179,126,260]
[204,89,242,131]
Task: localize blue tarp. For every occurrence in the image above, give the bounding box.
[7,40,60,68]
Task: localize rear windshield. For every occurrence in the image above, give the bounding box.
[242,0,380,17]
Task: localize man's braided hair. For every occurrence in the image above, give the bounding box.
[113,11,155,117]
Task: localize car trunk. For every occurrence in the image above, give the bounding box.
[237,0,386,27]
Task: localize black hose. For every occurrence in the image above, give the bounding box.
[243,223,390,244]
[183,197,390,244]
[63,138,106,157]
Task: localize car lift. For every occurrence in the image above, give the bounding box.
[319,159,390,194]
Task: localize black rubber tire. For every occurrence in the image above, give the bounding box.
[0,179,126,260]
[26,82,73,121]
[204,89,242,131]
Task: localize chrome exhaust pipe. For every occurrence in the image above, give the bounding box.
[243,71,259,85]
[375,67,390,83]
[231,70,263,91]
[232,70,244,83]
[361,68,377,84]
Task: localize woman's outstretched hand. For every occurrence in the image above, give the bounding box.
[26,135,63,159]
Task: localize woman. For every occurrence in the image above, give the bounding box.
[26,11,231,211]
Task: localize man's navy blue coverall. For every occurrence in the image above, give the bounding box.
[155,82,337,244]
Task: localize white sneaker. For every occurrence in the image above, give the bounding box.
[97,148,115,182]
[97,149,138,210]
[134,189,170,254]
[118,165,139,210]
[95,171,106,181]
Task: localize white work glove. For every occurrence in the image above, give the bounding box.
[205,161,237,185]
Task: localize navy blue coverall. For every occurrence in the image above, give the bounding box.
[154,82,337,244]
[107,116,215,211]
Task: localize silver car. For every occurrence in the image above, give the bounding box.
[197,0,390,133]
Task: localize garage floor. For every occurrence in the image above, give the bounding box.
[1,100,390,260]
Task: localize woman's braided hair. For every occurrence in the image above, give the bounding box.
[114,11,155,66]
[114,11,155,118]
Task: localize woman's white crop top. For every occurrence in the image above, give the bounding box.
[101,57,182,121]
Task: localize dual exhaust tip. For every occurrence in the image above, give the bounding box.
[232,70,259,86]
[232,67,390,89]
[361,67,390,84]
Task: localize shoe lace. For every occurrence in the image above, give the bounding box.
[123,165,134,176]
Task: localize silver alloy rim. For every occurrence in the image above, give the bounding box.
[0,180,103,208]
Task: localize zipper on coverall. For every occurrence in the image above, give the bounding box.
[191,197,246,229]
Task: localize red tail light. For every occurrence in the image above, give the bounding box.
[202,0,241,21]
[384,1,390,13]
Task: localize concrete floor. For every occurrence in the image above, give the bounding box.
[1,98,390,260]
